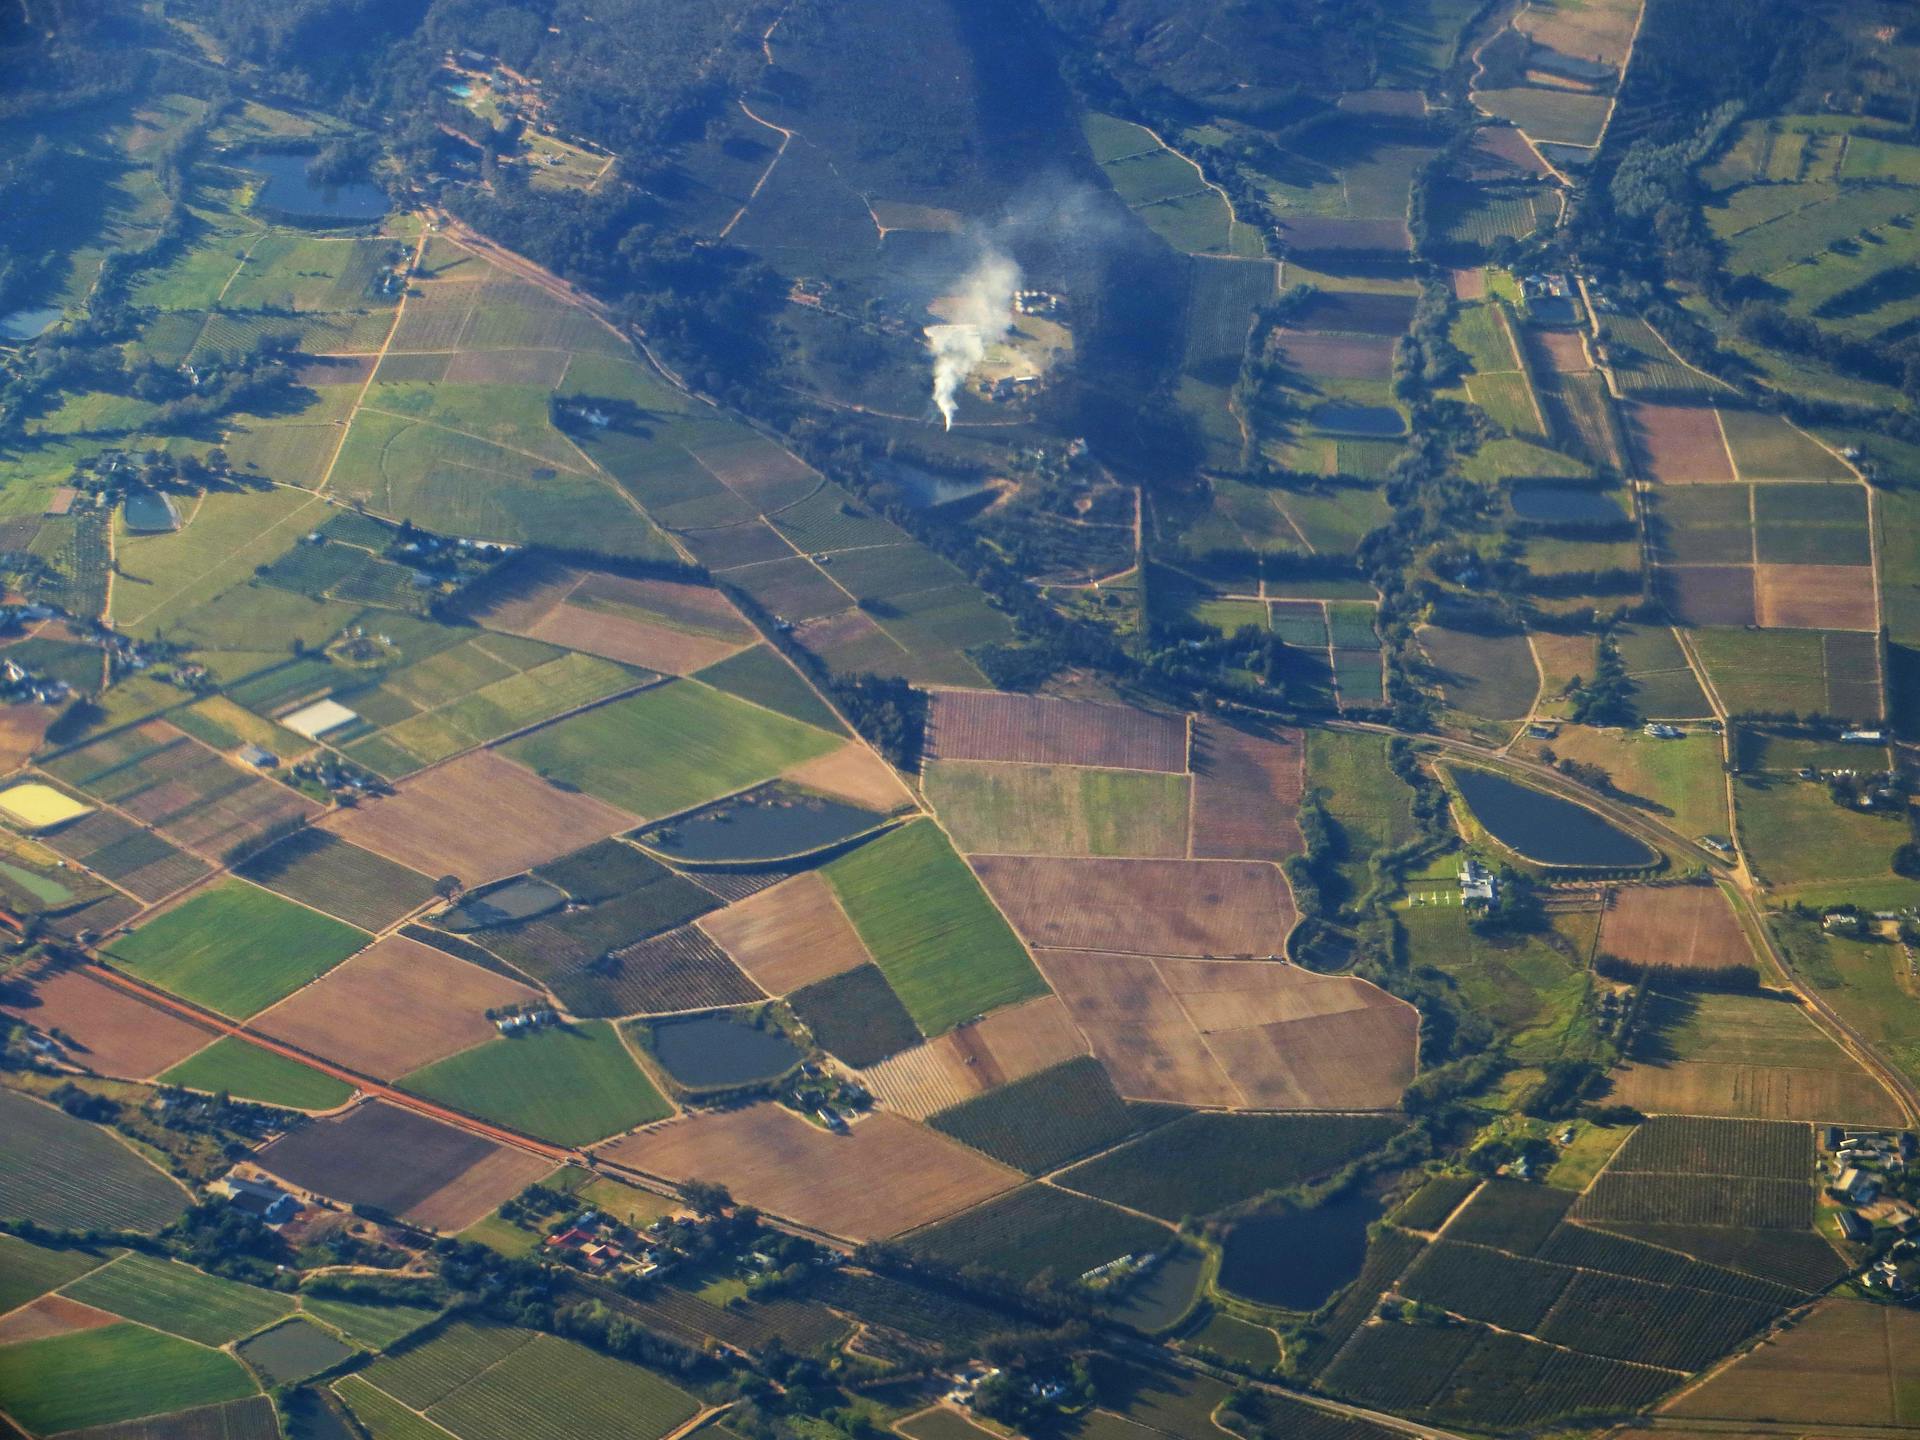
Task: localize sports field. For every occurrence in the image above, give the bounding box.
[104,880,370,1018]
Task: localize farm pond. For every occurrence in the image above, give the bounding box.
[1310,402,1404,436]
[1509,483,1629,526]
[636,783,883,863]
[121,489,180,534]
[0,306,62,342]
[1450,767,1658,868]
[239,149,388,221]
[1218,1190,1383,1310]
[645,1013,801,1089]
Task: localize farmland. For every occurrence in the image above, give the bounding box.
[0,962,216,1080]
[159,1035,356,1110]
[0,1324,257,1434]
[234,830,436,931]
[63,1253,294,1346]
[1595,883,1755,972]
[974,857,1295,958]
[0,1088,187,1233]
[103,880,369,1018]
[928,1056,1137,1173]
[856,995,1089,1118]
[925,691,1188,771]
[924,761,1191,857]
[906,1184,1170,1284]
[697,871,871,995]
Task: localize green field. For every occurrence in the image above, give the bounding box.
[907,1183,1169,1283]
[1421,625,1541,722]
[1305,729,1418,911]
[693,646,847,733]
[504,679,839,820]
[1532,727,1729,841]
[104,880,370,1018]
[399,1020,669,1146]
[160,1036,356,1110]
[1397,904,1591,1058]
[924,761,1191,857]
[303,1295,442,1350]
[0,1233,113,1313]
[63,1252,296,1345]
[0,1323,256,1434]
[0,1087,187,1233]
[1732,773,1904,891]
[337,1374,463,1440]
[1774,917,1920,1089]
[823,821,1045,1034]
[425,1332,701,1440]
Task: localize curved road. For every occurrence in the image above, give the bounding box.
[1335,719,1920,1127]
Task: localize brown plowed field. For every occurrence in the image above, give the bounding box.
[1289,290,1420,336]
[857,995,1087,1119]
[925,692,1187,772]
[1598,884,1755,972]
[1629,403,1734,484]
[442,348,571,385]
[1275,216,1412,255]
[783,741,909,811]
[697,872,872,994]
[1032,951,1415,1109]
[1530,328,1590,373]
[0,963,216,1079]
[1470,125,1551,177]
[1754,564,1877,631]
[466,559,752,674]
[1607,1060,1905,1125]
[601,1103,1018,1241]
[254,935,540,1080]
[1275,330,1396,380]
[324,750,638,885]
[1451,267,1487,300]
[1662,1299,1920,1428]
[0,1295,120,1346]
[1657,566,1757,626]
[0,704,56,772]
[1189,722,1306,862]
[254,1099,550,1231]
[972,857,1293,957]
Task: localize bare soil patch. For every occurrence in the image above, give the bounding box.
[1529,328,1590,373]
[466,558,752,674]
[1032,952,1414,1109]
[783,741,911,811]
[1189,722,1306,862]
[0,963,216,1079]
[255,934,540,1080]
[1607,1060,1905,1125]
[325,750,638,886]
[254,1099,550,1231]
[696,871,872,994]
[926,692,1187,772]
[1468,125,1551,178]
[857,995,1087,1119]
[601,1103,1018,1241]
[973,857,1294,958]
[1628,403,1734,484]
[0,704,57,772]
[289,354,377,386]
[1656,566,1757,627]
[1275,330,1396,380]
[1598,884,1755,972]
[1450,267,1487,300]
[1663,1299,1920,1427]
[0,1295,120,1345]
[1754,564,1877,631]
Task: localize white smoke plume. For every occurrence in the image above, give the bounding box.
[926,248,1020,429]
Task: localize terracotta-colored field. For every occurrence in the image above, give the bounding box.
[926,691,1188,772]
[1450,267,1486,300]
[973,856,1294,958]
[324,749,637,885]
[0,1295,119,1346]
[1664,1300,1920,1427]
[1629,403,1734,484]
[1275,330,1396,380]
[255,1099,551,1232]
[696,871,871,994]
[1189,722,1306,862]
[1529,328,1590,373]
[442,348,570,385]
[1597,884,1755,972]
[1033,951,1416,1110]
[601,1103,1018,1241]
[1754,563,1877,631]
[1607,1060,1905,1125]
[0,963,216,1079]
[857,995,1088,1120]
[255,935,540,1080]
[1657,565,1756,626]
[0,701,57,772]
[468,560,753,674]
[783,740,911,812]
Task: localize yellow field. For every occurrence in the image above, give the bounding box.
[0,784,93,831]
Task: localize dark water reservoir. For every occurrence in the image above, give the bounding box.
[1311,402,1404,436]
[1100,1245,1205,1333]
[638,784,882,862]
[121,489,179,533]
[443,877,566,930]
[649,1013,801,1088]
[1510,483,1628,526]
[0,307,62,342]
[1451,767,1657,867]
[1218,1191,1383,1310]
[240,150,388,222]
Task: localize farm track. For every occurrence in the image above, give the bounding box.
[1335,719,1920,1127]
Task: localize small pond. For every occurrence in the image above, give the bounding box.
[1218,1190,1384,1311]
[0,306,62,343]
[648,1013,801,1089]
[1451,767,1658,868]
[239,149,388,222]
[638,783,882,863]
[121,489,180,534]
[1510,483,1628,526]
[1099,1245,1206,1333]
[443,876,566,931]
[1311,402,1404,437]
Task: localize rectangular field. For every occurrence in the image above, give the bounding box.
[974,856,1295,958]
[1188,721,1306,861]
[1596,884,1755,971]
[904,1183,1170,1283]
[696,870,872,994]
[924,691,1188,771]
[0,962,217,1081]
[924,760,1191,857]
[61,1253,295,1346]
[855,995,1089,1119]
[235,829,437,931]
